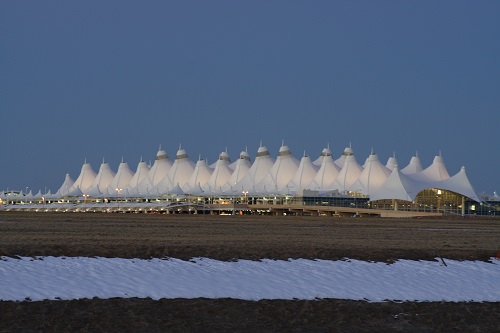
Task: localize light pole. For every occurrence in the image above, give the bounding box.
[83,194,90,212]
[116,188,122,212]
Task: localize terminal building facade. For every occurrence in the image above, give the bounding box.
[2,144,498,216]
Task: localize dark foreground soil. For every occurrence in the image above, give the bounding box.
[1,212,499,332]
[2,298,499,333]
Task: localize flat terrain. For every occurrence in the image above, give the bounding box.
[1,212,499,332]
[1,212,498,261]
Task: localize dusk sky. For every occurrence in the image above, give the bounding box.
[1,1,499,196]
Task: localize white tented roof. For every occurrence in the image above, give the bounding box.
[370,166,423,202]
[371,164,481,203]
[229,150,250,170]
[168,182,185,195]
[410,154,450,182]
[148,149,172,186]
[183,158,213,194]
[204,151,233,194]
[137,148,172,196]
[288,154,318,194]
[334,146,354,168]
[55,173,75,197]
[156,147,195,194]
[255,145,299,194]
[235,145,275,193]
[86,160,116,197]
[309,154,340,190]
[43,189,55,199]
[433,166,481,202]
[44,145,483,203]
[67,161,96,196]
[224,151,252,193]
[332,153,363,193]
[385,155,398,171]
[31,189,42,199]
[313,146,332,166]
[352,153,391,196]
[401,153,423,175]
[125,159,150,196]
[106,160,134,196]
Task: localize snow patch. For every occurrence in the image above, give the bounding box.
[0,257,498,302]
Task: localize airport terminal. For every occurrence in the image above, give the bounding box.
[1,145,499,217]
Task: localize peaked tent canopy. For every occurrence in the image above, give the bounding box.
[370,166,423,202]
[183,158,212,194]
[288,154,318,194]
[313,146,332,166]
[255,144,299,194]
[67,161,96,196]
[125,159,150,196]
[204,151,233,194]
[106,160,134,197]
[410,154,450,182]
[332,153,363,193]
[55,173,75,197]
[352,153,391,196]
[433,166,481,203]
[235,144,275,193]
[309,154,340,190]
[385,155,398,171]
[137,148,172,196]
[401,153,424,175]
[85,160,116,197]
[229,150,251,170]
[224,150,252,193]
[156,147,195,195]
[335,146,354,168]
[35,144,484,205]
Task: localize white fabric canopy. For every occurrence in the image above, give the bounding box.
[235,145,275,193]
[106,160,134,197]
[401,153,423,175]
[156,147,195,195]
[67,161,96,196]
[55,173,75,197]
[371,165,480,203]
[309,154,340,190]
[385,155,398,171]
[313,146,332,166]
[44,145,483,204]
[288,155,318,194]
[255,145,299,194]
[204,151,233,194]
[410,155,450,182]
[370,166,423,202]
[125,159,150,196]
[137,148,171,196]
[352,153,390,196]
[223,151,252,193]
[85,161,115,197]
[183,159,212,194]
[334,146,354,168]
[332,154,363,193]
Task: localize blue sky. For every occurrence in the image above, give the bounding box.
[1,1,499,195]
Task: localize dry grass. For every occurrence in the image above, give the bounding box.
[0,212,498,261]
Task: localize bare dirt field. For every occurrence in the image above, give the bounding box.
[1,212,499,332]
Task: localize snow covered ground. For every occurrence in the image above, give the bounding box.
[1,256,499,302]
